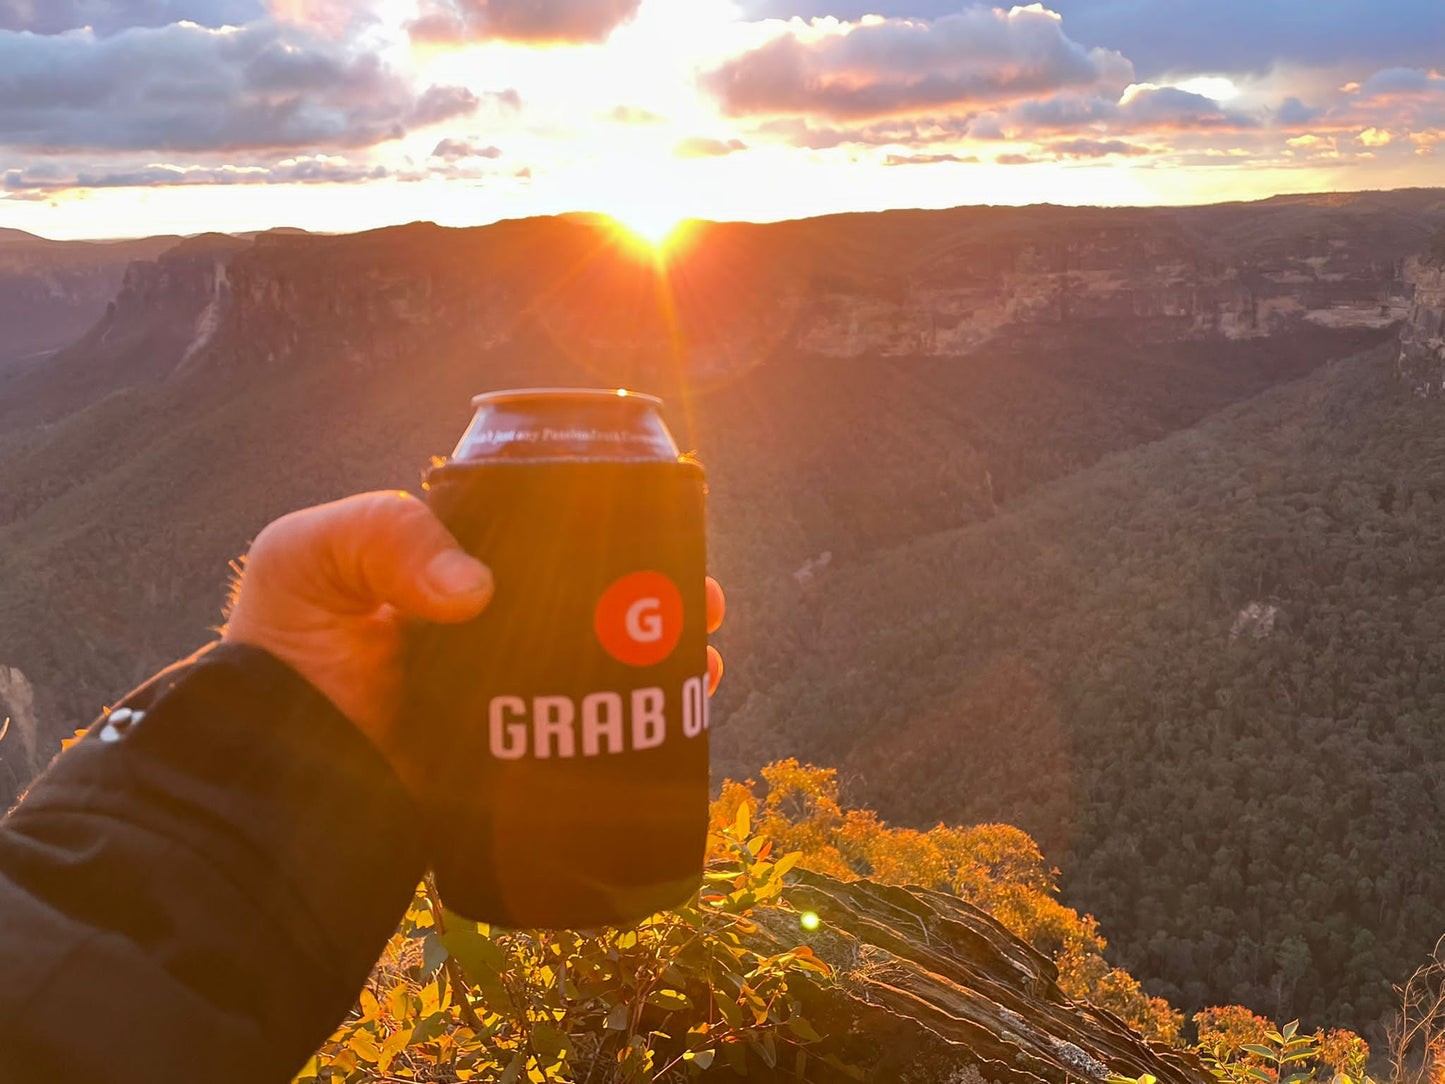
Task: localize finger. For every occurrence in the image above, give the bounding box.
[250,491,493,624]
[706,577,726,634]
[707,645,724,696]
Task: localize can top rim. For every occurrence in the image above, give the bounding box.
[469,387,663,408]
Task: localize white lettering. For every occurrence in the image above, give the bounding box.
[486,683,689,758]
[533,696,576,759]
[625,597,664,643]
[682,675,707,738]
[581,692,625,755]
[631,687,666,749]
[489,696,528,760]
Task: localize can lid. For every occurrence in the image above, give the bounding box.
[470,388,663,408]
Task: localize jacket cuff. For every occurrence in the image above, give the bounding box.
[50,642,425,978]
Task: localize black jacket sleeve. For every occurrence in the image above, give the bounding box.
[0,642,426,1084]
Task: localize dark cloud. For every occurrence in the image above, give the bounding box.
[431,138,502,160]
[1276,96,1322,126]
[674,136,747,158]
[3,155,391,191]
[703,5,1131,120]
[1008,86,1260,138]
[409,85,481,127]
[882,151,977,165]
[0,0,262,35]
[1360,67,1439,97]
[1118,85,1259,130]
[1011,94,1117,131]
[1046,137,1149,157]
[0,20,478,151]
[751,81,1258,151]
[411,0,641,44]
[734,0,1445,79]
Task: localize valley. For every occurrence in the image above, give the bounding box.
[1,191,1443,1036]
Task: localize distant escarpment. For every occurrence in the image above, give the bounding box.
[0,230,179,370]
[1398,231,1445,393]
[0,232,246,431]
[201,193,1441,379]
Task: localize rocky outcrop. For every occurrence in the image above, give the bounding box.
[1398,234,1445,394]
[749,871,1208,1084]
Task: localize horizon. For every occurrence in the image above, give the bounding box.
[8,182,1444,246]
[1,0,1442,241]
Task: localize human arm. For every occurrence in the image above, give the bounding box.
[0,491,723,1083]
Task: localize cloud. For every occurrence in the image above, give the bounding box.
[0,0,263,35]
[268,0,374,36]
[1359,67,1444,99]
[411,0,642,44]
[3,155,392,192]
[606,104,665,125]
[882,151,977,165]
[674,136,747,158]
[995,152,1038,164]
[703,5,1132,120]
[1116,85,1260,130]
[1276,97,1322,127]
[1046,137,1149,157]
[431,138,502,160]
[1007,84,1260,138]
[751,114,976,149]
[409,85,482,127]
[0,20,478,151]
[734,0,1445,79]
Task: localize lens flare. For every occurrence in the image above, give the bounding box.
[607,208,684,250]
[800,911,821,932]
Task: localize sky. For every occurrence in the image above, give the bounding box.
[0,0,1441,240]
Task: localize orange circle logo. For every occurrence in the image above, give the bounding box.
[595,571,684,667]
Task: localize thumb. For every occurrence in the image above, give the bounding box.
[248,491,494,624]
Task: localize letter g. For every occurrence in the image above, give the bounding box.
[626,597,663,643]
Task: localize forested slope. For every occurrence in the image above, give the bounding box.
[728,341,1445,1031]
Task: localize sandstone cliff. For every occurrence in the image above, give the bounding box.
[0,232,246,430]
[1398,232,1445,394]
[195,194,1439,380]
[0,230,179,369]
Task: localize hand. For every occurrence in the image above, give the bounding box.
[223,491,725,761]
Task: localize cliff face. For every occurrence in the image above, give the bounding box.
[1398,236,1445,393]
[750,871,1209,1084]
[0,233,246,430]
[0,231,179,369]
[196,198,1435,379]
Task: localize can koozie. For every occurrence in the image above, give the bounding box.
[401,390,710,928]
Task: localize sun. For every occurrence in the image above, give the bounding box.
[607,206,686,250]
